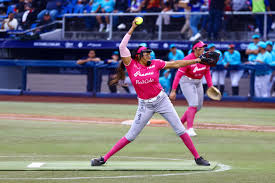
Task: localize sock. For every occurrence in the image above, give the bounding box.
[104,136,131,162]
[180,133,200,159]
[180,111,187,124]
[186,107,197,129]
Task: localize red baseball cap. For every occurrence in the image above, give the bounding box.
[228,44,235,49]
[192,41,207,50]
[137,46,152,53]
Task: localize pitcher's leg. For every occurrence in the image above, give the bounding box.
[156,95,201,161]
[104,102,154,162]
[125,102,154,141]
[180,82,199,129]
[197,82,204,112]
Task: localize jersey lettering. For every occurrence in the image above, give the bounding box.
[193,66,206,73]
[134,71,154,77]
[136,78,155,84]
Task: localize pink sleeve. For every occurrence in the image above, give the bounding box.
[119,33,131,57]
[204,67,213,88]
[172,69,185,90]
[155,60,166,70]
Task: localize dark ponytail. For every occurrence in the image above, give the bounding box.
[109,61,126,86]
[109,46,141,86]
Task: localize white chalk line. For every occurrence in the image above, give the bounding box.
[0,155,231,180]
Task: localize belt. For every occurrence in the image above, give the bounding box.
[139,90,164,103]
[183,75,201,81]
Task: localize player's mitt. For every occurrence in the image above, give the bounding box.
[199,51,220,67]
[207,86,222,101]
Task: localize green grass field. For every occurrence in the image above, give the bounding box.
[0,101,274,183]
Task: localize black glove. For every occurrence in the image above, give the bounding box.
[199,51,220,67]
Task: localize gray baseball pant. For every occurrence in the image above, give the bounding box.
[125,91,186,141]
[179,76,204,111]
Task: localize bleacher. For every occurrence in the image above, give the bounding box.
[0,1,274,101]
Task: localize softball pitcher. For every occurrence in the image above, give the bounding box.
[169,40,214,137]
[91,18,210,167]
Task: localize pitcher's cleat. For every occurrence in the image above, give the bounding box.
[195,157,210,166]
[187,128,197,136]
[91,156,105,166]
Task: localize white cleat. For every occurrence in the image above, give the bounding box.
[187,128,197,136]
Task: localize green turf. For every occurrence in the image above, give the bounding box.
[0,102,274,183]
[0,101,275,126]
[0,161,217,171]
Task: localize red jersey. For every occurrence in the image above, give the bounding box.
[172,52,213,90]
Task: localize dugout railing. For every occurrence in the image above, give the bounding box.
[0,59,274,102]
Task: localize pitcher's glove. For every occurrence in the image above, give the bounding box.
[207,86,222,101]
[199,51,220,67]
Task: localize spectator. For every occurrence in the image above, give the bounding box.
[208,44,225,95]
[266,41,273,53]
[90,0,103,13]
[223,44,243,96]
[252,41,273,97]
[77,50,101,64]
[168,43,185,93]
[189,0,204,41]
[83,0,102,31]
[107,51,119,93]
[223,0,234,34]
[97,0,115,32]
[159,69,172,94]
[1,13,18,30]
[156,0,174,27]
[200,0,209,34]
[129,0,144,13]
[246,34,260,62]
[141,0,164,38]
[35,11,55,33]
[77,50,102,92]
[208,0,226,40]
[20,3,35,30]
[15,0,26,16]
[37,0,66,21]
[116,0,144,31]
[73,0,85,13]
[232,0,249,11]
[248,0,272,39]
[107,51,129,93]
[178,0,192,39]
[114,0,129,30]
[168,44,184,61]
[139,43,156,59]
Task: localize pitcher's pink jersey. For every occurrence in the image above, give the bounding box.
[172,52,213,90]
[125,59,166,99]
